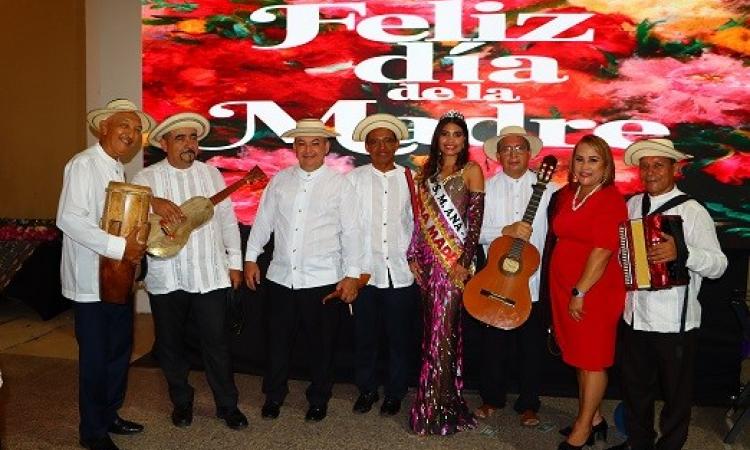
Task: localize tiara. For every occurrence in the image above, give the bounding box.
[440,110,465,121]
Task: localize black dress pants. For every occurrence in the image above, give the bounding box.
[263,280,340,407]
[478,302,544,413]
[73,301,133,440]
[149,289,238,411]
[353,283,417,400]
[620,322,697,450]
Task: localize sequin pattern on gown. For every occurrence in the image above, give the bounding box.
[407,171,484,435]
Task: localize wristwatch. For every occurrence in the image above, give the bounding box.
[571,287,586,298]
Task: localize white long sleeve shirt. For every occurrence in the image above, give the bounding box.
[478,170,558,303]
[245,164,363,289]
[624,187,728,332]
[132,160,242,295]
[57,144,127,303]
[347,164,414,288]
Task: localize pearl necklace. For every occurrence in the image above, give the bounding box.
[572,183,602,211]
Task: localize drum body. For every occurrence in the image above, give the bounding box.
[100,181,152,304]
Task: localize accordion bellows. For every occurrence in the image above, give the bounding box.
[619,214,690,290]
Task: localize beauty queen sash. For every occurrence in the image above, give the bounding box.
[417,176,467,280]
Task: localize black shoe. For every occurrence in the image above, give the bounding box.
[380,397,401,416]
[79,436,119,450]
[108,415,144,435]
[217,407,249,430]
[559,418,608,445]
[305,404,327,422]
[261,401,281,420]
[558,440,585,450]
[353,391,380,414]
[171,404,193,428]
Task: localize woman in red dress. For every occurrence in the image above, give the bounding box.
[550,135,627,450]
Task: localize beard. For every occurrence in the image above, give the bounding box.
[180,150,196,163]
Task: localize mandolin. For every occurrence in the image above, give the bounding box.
[463,155,557,330]
[146,166,267,258]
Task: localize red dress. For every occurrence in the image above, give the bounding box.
[550,184,627,370]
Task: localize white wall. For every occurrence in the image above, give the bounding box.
[86,0,151,312]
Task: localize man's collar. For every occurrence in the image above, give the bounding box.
[369,163,402,177]
[648,185,681,202]
[94,143,122,167]
[295,164,327,180]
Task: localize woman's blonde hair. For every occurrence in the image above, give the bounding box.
[567,134,616,186]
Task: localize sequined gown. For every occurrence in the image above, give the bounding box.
[407,171,484,435]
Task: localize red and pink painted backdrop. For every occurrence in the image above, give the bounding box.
[142,0,749,240]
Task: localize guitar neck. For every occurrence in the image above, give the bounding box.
[509,183,547,258]
[209,167,264,205]
[521,183,547,225]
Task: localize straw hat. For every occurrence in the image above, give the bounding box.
[281,119,339,138]
[148,112,210,148]
[352,114,408,142]
[86,99,155,132]
[624,138,691,166]
[483,126,543,161]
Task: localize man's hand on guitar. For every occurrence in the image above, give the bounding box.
[337,277,360,303]
[647,232,677,264]
[502,222,532,241]
[123,225,147,265]
[229,269,242,289]
[151,197,185,228]
[244,261,261,290]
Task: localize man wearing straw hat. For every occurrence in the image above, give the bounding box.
[57,99,154,450]
[346,114,419,417]
[608,138,727,450]
[474,126,557,428]
[244,119,363,422]
[132,112,248,431]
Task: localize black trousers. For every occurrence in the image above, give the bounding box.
[73,301,133,440]
[620,322,697,450]
[478,302,544,413]
[353,283,418,400]
[149,289,238,411]
[263,280,340,407]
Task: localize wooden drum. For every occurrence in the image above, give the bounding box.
[99,181,152,304]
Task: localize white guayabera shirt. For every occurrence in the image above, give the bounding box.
[57,144,127,303]
[132,159,242,295]
[624,187,728,332]
[478,170,558,303]
[246,164,363,289]
[347,164,415,289]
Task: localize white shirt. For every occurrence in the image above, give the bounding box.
[478,170,558,303]
[245,164,363,289]
[132,160,242,295]
[624,187,728,332]
[347,164,414,288]
[57,144,127,303]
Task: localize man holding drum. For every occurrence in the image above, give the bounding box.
[608,139,727,450]
[57,99,154,450]
[132,112,248,431]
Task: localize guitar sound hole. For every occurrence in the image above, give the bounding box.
[500,256,520,274]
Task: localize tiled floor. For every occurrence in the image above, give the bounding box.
[0,298,154,361]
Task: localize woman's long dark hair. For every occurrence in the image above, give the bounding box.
[420,114,470,185]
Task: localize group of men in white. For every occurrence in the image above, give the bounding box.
[57,99,726,450]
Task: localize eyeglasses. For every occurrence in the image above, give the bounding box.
[497,145,530,156]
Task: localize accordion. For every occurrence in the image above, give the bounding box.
[618,214,690,290]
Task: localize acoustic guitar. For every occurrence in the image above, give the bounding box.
[146,166,267,258]
[463,155,557,330]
